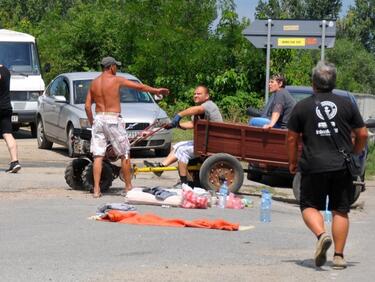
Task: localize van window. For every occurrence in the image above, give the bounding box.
[0,42,41,74]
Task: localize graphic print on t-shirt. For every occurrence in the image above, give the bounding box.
[315,101,338,137]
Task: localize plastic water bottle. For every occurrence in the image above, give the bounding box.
[260,190,271,222]
[324,195,332,223]
[218,181,228,208]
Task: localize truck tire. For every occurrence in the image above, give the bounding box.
[64,158,90,189]
[81,162,113,193]
[293,172,362,205]
[37,118,53,149]
[199,153,244,193]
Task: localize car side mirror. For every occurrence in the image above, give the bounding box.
[44,63,51,73]
[365,118,375,129]
[54,95,67,103]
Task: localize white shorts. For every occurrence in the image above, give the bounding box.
[173,140,194,164]
[90,114,130,158]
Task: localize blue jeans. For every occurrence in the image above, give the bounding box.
[249,117,282,128]
[249,117,271,127]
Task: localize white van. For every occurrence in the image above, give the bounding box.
[0,29,45,137]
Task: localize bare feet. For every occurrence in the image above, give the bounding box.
[93,193,102,198]
[125,186,133,193]
[120,186,133,197]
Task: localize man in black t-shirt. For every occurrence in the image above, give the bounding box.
[0,64,21,173]
[287,61,368,269]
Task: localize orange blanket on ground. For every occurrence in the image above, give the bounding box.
[100,210,239,231]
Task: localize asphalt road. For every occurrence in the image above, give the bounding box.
[1,129,374,281]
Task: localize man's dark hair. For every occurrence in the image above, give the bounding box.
[312,61,336,92]
[270,74,286,88]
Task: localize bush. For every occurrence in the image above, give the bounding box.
[218,90,263,123]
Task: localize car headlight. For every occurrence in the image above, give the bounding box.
[156,117,171,128]
[79,118,91,128]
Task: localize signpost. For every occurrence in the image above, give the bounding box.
[243,19,336,102]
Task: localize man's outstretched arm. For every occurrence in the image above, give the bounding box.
[118,77,169,96]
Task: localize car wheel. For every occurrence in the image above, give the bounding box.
[67,125,76,158]
[37,118,53,149]
[199,153,244,193]
[64,158,90,190]
[155,143,171,157]
[81,162,113,193]
[30,122,37,138]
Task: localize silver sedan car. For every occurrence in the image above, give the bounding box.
[36,72,171,157]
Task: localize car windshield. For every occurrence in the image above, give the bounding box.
[0,42,41,75]
[73,79,155,104]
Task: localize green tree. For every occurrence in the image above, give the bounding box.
[327,39,375,93]
[255,0,342,19]
[338,0,375,54]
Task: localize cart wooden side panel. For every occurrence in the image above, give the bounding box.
[194,120,290,168]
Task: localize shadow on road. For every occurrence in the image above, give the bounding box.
[3,128,34,139]
[256,175,293,189]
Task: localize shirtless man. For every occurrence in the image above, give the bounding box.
[85,56,169,198]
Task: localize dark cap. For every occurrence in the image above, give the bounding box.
[100,56,121,68]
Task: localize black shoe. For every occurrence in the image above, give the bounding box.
[143,160,164,177]
[6,161,21,173]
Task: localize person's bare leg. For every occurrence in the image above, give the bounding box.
[302,208,326,236]
[178,161,188,177]
[3,133,18,162]
[332,211,349,254]
[121,155,133,193]
[93,156,103,198]
[161,149,177,166]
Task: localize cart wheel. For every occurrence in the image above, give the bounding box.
[199,153,244,193]
[292,172,301,202]
[82,161,113,192]
[64,158,90,190]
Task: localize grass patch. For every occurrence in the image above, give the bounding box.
[172,129,193,143]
